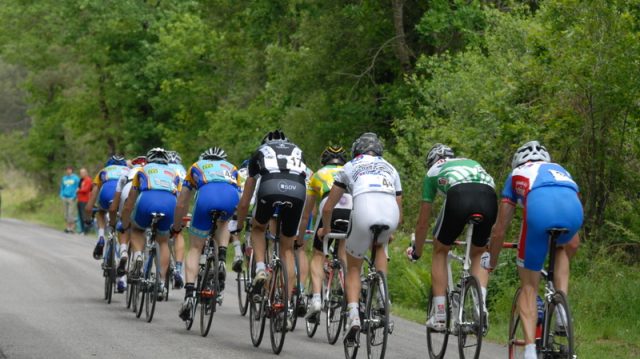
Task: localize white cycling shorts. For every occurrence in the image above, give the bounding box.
[346,192,399,259]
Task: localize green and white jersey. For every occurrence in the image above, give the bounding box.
[422,158,494,202]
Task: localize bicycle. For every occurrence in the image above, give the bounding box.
[320,223,348,344]
[236,217,252,316]
[103,230,118,304]
[249,201,291,355]
[290,229,313,331]
[425,214,485,359]
[343,224,393,359]
[183,210,224,337]
[506,228,576,359]
[166,215,190,301]
[134,212,165,323]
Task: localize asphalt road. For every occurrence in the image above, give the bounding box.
[0,218,507,359]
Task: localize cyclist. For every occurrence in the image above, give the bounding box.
[317,133,402,339]
[86,155,129,260]
[120,147,182,301]
[229,159,251,273]
[484,140,583,359]
[235,129,308,329]
[405,144,497,331]
[168,151,187,289]
[172,147,240,321]
[299,145,351,320]
[108,155,146,292]
[292,165,315,315]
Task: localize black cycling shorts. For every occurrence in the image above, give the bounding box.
[312,208,351,252]
[254,173,306,237]
[433,183,497,247]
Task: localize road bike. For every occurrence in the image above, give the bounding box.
[425,214,486,359]
[134,212,165,323]
[344,224,393,359]
[506,228,576,359]
[320,222,348,344]
[102,230,118,304]
[236,217,252,316]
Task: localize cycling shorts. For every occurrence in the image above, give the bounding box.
[253,173,306,237]
[313,195,352,252]
[118,181,133,215]
[433,183,497,247]
[189,182,240,238]
[346,192,398,259]
[131,190,176,235]
[97,180,118,211]
[518,186,583,271]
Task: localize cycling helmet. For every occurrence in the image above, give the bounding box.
[105,154,126,167]
[200,147,227,160]
[240,159,250,169]
[351,132,383,157]
[425,143,455,169]
[168,151,182,164]
[321,146,347,165]
[511,140,550,169]
[131,156,147,167]
[146,147,170,164]
[261,130,288,144]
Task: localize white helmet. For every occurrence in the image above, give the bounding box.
[511,140,550,169]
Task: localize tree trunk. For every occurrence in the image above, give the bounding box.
[96,64,116,155]
[391,0,412,72]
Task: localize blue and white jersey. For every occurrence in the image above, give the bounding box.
[502,162,579,206]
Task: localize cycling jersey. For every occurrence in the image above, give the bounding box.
[237,167,249,193]
[502,162,579,206]
[183,159,238,190]
[169,163,187,181]
[115,167,143,215]
[422,158,494,202]
[248,142,307,178]
[94,165,129,210]
[132,163,182,194]
[307,164,342,201]
[333,155,402,198]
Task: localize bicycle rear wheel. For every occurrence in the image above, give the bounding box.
[458,275,484,359]
[269,261,289,354]
[366,271,390,359]
[125,247,134,309]
[426,288,450,359]
[200,256,219,337]
[249,280,267,347]
[326,264,345,344]
[135,254,146,318]
[343,323,359,359]
[543,291,574,359]
[237,269,249,316]
[145,249,160,323]
[290,261,301,332]
[104,240,115,304]
[508,288,527,359]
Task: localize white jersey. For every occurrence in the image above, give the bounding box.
[334,155,402,198]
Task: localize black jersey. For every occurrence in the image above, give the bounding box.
[248,142,307,178]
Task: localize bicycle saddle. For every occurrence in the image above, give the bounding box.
[467,213,484,225]
[369,224,390,235]
[546,227,569,237]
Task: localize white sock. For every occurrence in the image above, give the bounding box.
[120,243,128,257]
[312,293,321,302]
[232,240,242,256]
[481,287,488,311]
[256,262,266,272]
[524,344,537,359]
[434,296,446,315]
[98,228,105,238]
[133,251,142,259]
[347,302,359,319]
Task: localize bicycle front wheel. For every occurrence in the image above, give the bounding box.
[145,250,160,323]
[458,275,484,359]
[104,241,116,304]
[543,291,575,359]
[508,287,527,359]
[200,257,219,337]
[366,271,390,359]
[326,264,345,344]
[237,268,249,316]
[426,288,450,359]
[269,261,289,354]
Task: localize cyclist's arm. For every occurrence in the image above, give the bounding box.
[396,194,403,225]
[413,201,432,257]
[173,187,192,231]
[297,194,316,244]
[108,192,120,228]
[236,176,257,230]
[120,187,138,230]
[84,185,98,217]
[318,185,345,237]
[488,201,516,268]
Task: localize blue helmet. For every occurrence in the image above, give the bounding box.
[105,154,126,167]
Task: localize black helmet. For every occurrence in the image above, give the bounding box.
[168,150,182,164]
[321,146,346,165]
[425,143,455,169]
[146,147,170,164]
[105,155,126,167]
[200,147,227,160]
[351,132,383,158]
[261,130,288,145]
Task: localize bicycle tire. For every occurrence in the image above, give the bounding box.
[326,263,345,344]
[343,312,359,359]
[135,253,146,318]
[458,275,484,359]
[542,290,575,359]
[145,248,159,323]
[249,275,267,347]
[269,260,289,354]
[237,249,252,316]
[366,271,390,359]
[185,296,198,330]
[426,288,450,359]
[104,240,115,304]
[125,247,134,309]
[200,254,219,337]
[290,257,301,332]
[165,265,172,301]
[508,287,527,359]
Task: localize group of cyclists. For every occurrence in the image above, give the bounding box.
[84,129,582,359]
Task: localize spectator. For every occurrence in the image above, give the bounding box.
[60,166,80,233]
[77,168,93,234]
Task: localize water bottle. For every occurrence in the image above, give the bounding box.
[536,295,544,325]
